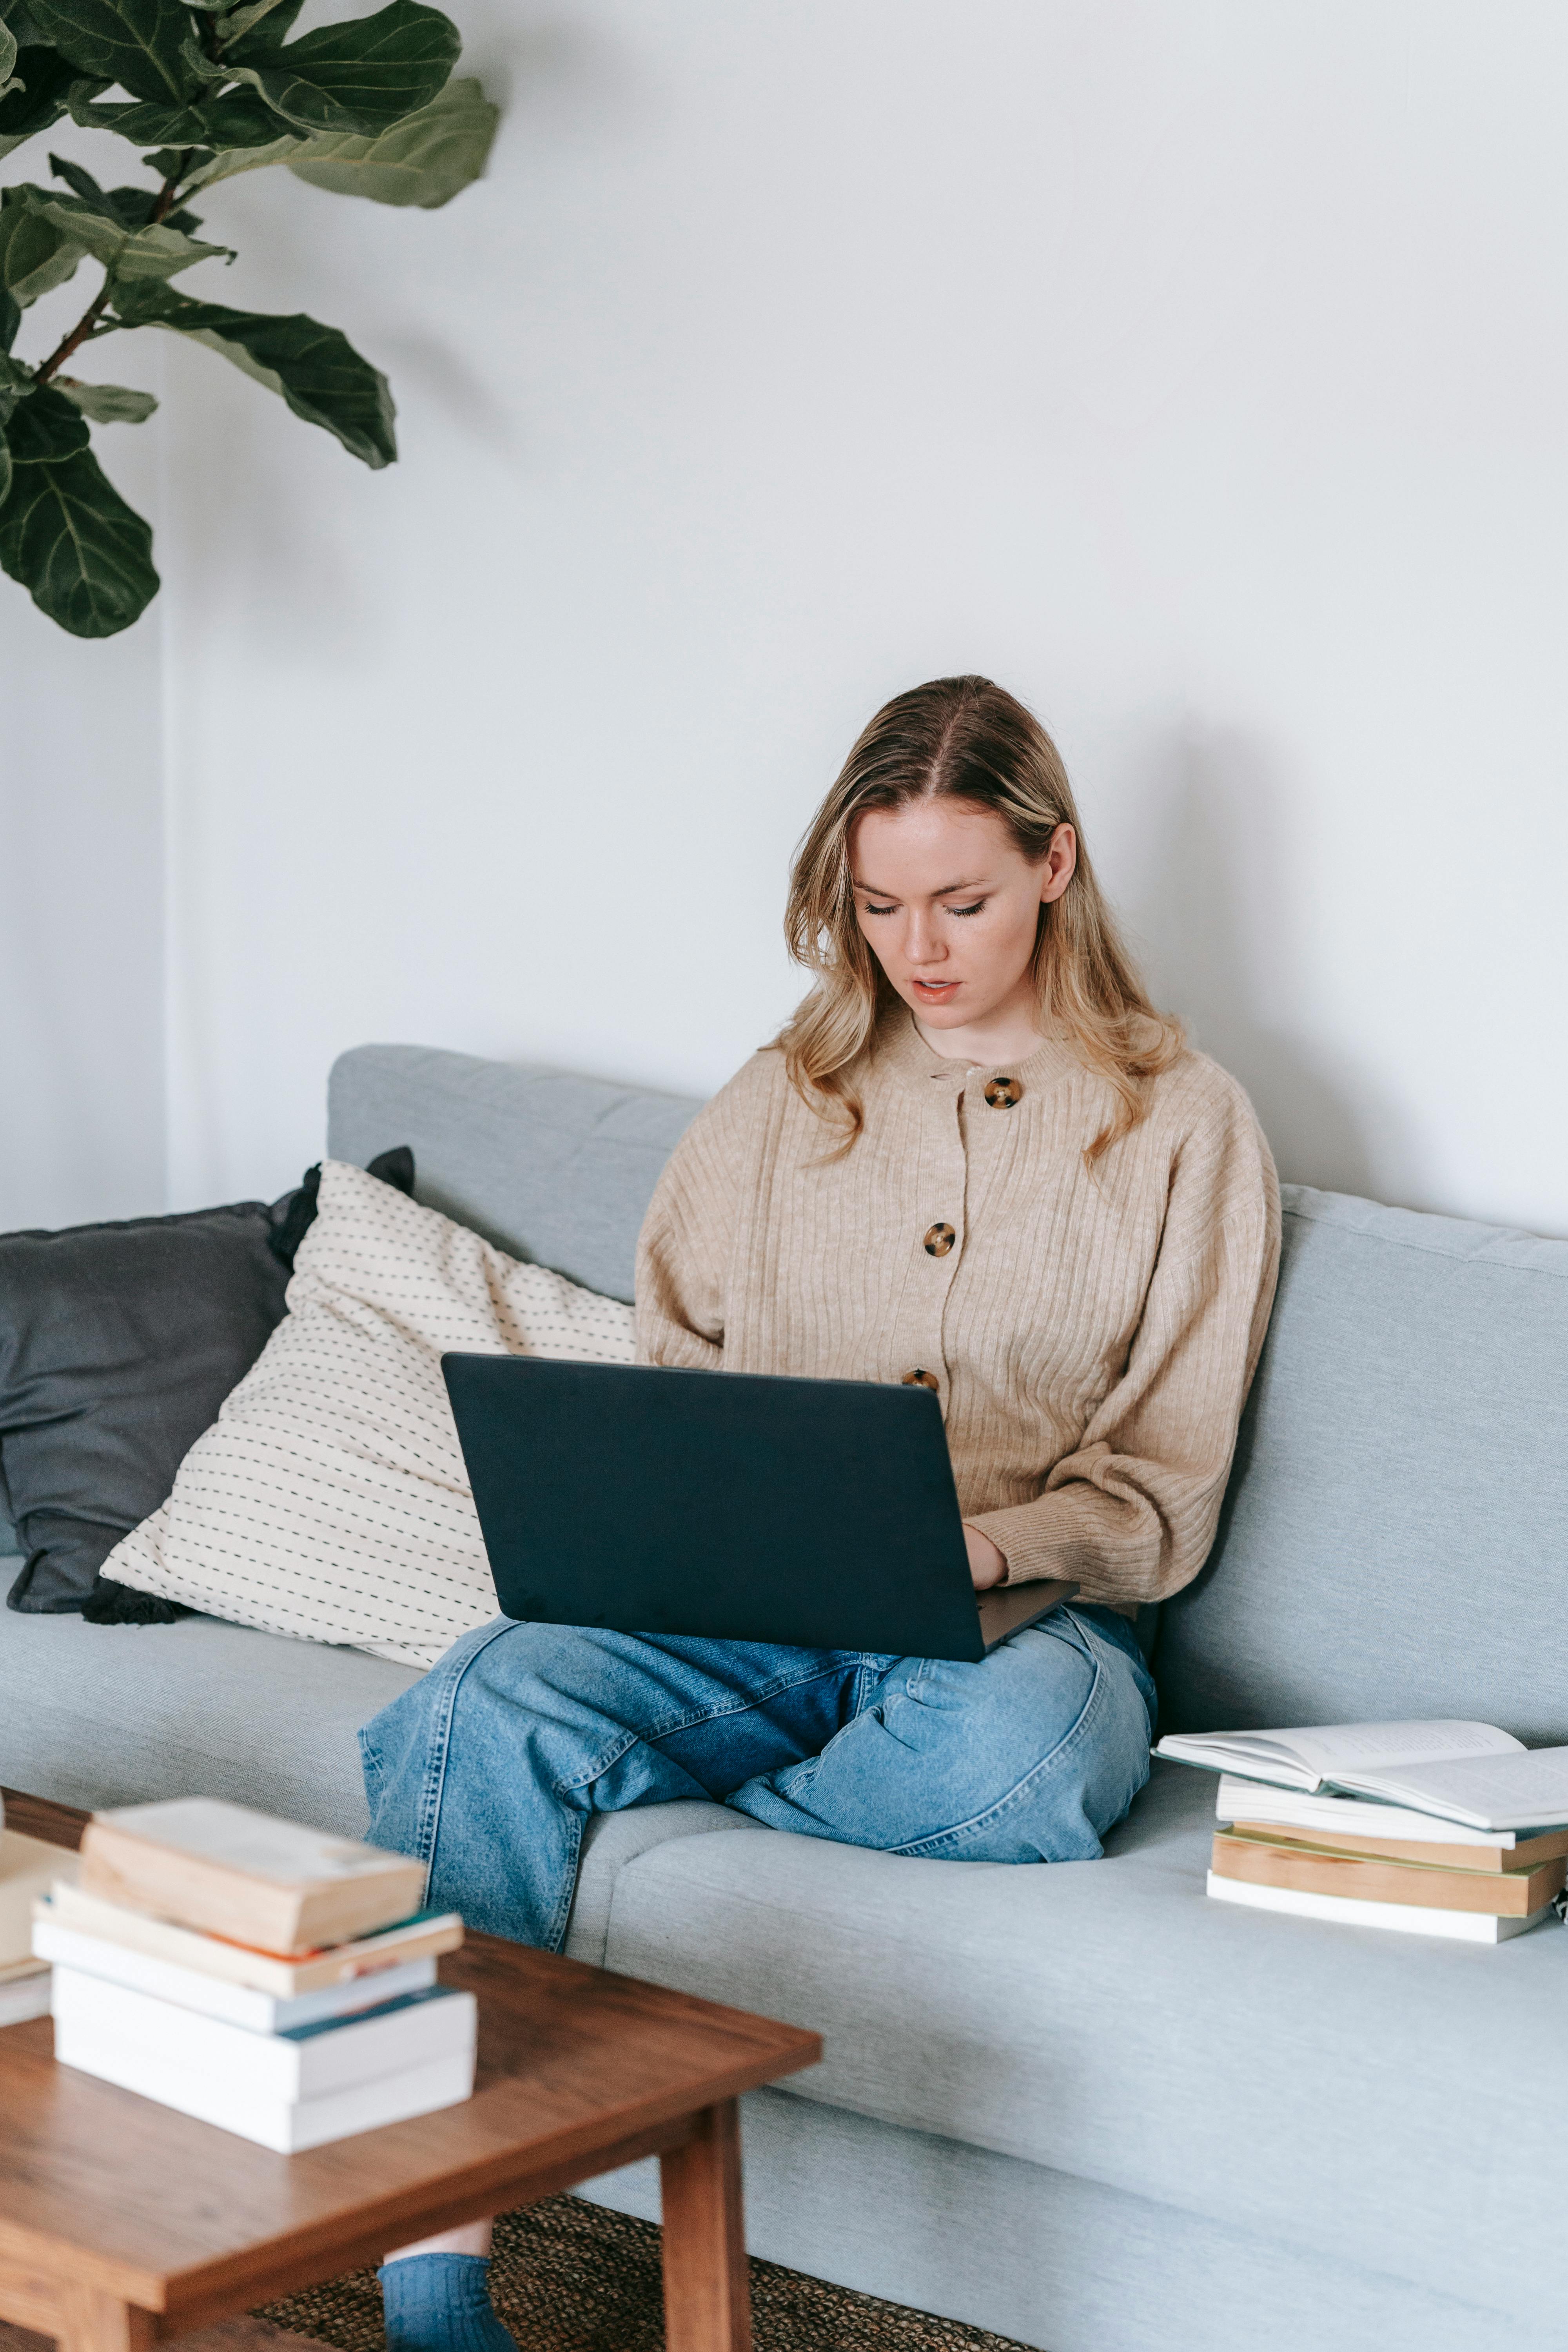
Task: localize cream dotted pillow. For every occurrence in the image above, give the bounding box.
[104,1160,635,1668]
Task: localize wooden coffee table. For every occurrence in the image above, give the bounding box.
[0,1791,820,2352]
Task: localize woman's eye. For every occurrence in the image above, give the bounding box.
[946,899,986,918]
[862,901,897,917]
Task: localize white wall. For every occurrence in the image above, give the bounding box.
[0,403,164,1229]
[107,4,1568,1230]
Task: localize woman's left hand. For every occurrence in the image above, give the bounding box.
[963,1523,1008,1591]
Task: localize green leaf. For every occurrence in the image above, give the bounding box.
[31,189,232,279]
[0,382,158,635]
[0,42,83,154]
[286,73,495,208]
[0,0,54,41]
[0,428,11,506]
[141,139,212,175]
[0,288,19,349]
[215,0,303,57]
[229,0,457,137]
[186,59,492,197]
[0,347,33,430]
[196,82,290,142]
[67,83,208,139]
[54,372,156,419]
[0,184,86,303]
[27,0,201,102]
[182,123,299,185]
[71,75,292,145]
[45,147,110,205]
[114,276,396,465]
[0,22,19,87]
[45,149,198,223]
[47,151,205,230]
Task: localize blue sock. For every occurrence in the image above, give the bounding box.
[377,2253,515,2352]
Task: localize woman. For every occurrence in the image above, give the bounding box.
[368,675,1280,2352]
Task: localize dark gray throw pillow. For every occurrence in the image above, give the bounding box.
[1,1147,415,1623]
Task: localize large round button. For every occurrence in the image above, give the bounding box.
[923,1222,956,1257]
[901,1368,940,1390]
[984,1076,1022,1109]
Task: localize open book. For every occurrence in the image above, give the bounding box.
[1156,1721,1568,1829]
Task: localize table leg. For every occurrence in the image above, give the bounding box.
[659,2098,750,2352]
[53,2290,156,2352]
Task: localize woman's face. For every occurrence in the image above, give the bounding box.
[849,799,1075,1034]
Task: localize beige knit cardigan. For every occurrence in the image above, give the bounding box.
[635,1010,1281,1610]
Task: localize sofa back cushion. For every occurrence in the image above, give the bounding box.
[1158,1184,1568,1743]
[328,1045,702,1305]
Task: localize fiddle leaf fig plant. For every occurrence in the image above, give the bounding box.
[0,0,496,635]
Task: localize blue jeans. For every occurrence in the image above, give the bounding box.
[360,1605,1157,1949]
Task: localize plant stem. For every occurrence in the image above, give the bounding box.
[34,287,111,383]
[34,149,194,386]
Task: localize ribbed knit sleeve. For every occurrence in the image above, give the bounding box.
[968,1083,1280,1604]
[634,1056,769,1370]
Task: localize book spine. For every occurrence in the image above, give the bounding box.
[1221,1821,1515,1872]
[42,1888,465,1995]
[32,1923,437,2031]
[49,1972,476,2098]
[54,2031,476,2152]
[1205,1872,1547,1942]
[1211,1833,1564,1915]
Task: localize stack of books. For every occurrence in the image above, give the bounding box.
[31,1797,474,2147]
[1155,1719,1568,1943]
[0,1796,73,2026]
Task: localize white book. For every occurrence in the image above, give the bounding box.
[51,1969,475,2101]
[1206,1871,1553,1943]
[1,1830,77,1971]
[1158,1720,1568,1826]
[1213,1777,1526,1850]
[54,2027,475,2151]
[1329,1747,1568,1832]
[1156,1719,1523,1793]
[0,1968,52,2028]
[42,1880,463,1995]
[82,1798,425,1953]
[33,1919,437,2032]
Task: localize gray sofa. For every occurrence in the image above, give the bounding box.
[4,1043,1565,2352]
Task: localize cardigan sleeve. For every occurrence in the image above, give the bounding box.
[633,1058,769,1370]
[968,1087,1281,1608]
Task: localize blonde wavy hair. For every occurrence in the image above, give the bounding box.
[775,674,1184,1162]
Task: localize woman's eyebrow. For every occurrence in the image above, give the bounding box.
[851,877,989,897]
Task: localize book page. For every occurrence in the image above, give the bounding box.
[1334,1747,1568,1830]
[1159,1720,1517,1787]
[1276,1720,1521,1777]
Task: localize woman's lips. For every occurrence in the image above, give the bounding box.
[913,978,959,996]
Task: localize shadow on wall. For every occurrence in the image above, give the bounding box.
[1122,726,1406,1204]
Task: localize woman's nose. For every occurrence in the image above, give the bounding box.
[906,915,946,965]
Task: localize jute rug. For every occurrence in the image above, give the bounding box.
[256,2193,1038,2352]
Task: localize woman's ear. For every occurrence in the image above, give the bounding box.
[1040,823,1077,906]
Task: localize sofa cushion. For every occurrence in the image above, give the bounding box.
[0,1198,292,1618]
[593,1761,1568,2322]
[1158,1184,1568,1742]
[0,1598,417,1831]
[327,1044,702,1304]
[0,1151,416,1624]
[105,1162,635,1667]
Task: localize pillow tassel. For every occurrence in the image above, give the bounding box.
[80,1578,188,1626]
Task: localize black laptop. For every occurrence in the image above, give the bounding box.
[442,1355,1076,1664]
